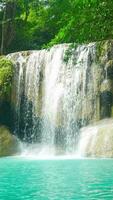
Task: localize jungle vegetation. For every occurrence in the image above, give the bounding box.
[0,0,113,54]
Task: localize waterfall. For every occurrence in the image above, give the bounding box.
[8,42,113,156]
[76,119,113,158]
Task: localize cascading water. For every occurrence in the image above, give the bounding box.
[8,41,113,157]
[76,119,113,158]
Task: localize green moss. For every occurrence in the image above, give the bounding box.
[96,41,105,63]
[106,60,113,68]
[0,57,14,99]
[63,43,78,64]
[96,40,113,64]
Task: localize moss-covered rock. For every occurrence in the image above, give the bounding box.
[0,126,20,157]
[100,79,112,93]
[105,60,113,79]
[96,40,113,65]
[0,56,13,100]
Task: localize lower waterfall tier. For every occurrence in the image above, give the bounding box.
[19,119,113,158]
[77,119,113,158]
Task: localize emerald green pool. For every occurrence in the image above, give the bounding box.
[0,158,113,200]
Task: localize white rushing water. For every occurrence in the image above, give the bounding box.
[8,43,108,157]
[76,119,113,158]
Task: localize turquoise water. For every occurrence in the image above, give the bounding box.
[0,158,113,200]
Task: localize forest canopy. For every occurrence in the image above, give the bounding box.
[0,0,113,54]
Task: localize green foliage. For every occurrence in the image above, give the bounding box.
[63,43,78,64]
[0,57,13,98]
[1,0,113,53]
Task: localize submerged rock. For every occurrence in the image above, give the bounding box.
[0,126,20,157]
[77,119,113,158]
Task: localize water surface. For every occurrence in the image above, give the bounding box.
[0,158,113,200]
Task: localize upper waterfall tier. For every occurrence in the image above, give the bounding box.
[7,41,113,155]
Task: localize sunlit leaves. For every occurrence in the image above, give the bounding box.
[1,0,113,53]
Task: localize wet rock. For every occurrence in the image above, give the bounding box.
[0,126,20,157]
[100,91,112,118]
[100,79,112,93]
[100,79,113,118]
[96,40,113,65]
[105,60,113,79]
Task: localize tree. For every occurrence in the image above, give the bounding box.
[1,0,113,54]
[0,0,16,55]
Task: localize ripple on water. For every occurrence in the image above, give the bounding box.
[0,158,113,200]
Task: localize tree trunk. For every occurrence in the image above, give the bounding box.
[0,0,16,55]
[0,4,6,55]
[24,0,30,22]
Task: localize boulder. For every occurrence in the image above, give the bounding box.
[0,126,20,157]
